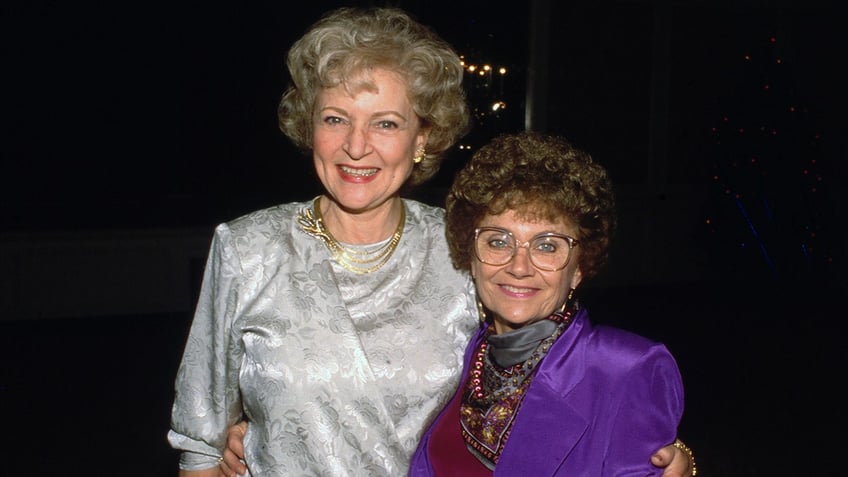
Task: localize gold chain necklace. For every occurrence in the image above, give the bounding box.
[297,197,405,274]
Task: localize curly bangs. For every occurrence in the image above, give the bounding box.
[445,131,617,279]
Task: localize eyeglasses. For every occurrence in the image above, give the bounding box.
[474,227,579,272]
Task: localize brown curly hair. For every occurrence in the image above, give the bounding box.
[445,131,617,280]
[278,7,470,186]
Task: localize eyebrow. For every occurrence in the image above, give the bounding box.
[482,227,571,238]
[372,110,408,121]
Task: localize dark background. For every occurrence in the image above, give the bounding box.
[2,0,846,475]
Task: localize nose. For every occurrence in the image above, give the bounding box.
[506,243,534,277]
[343,124,372,160]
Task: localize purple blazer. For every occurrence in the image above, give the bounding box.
[409,308,684,476]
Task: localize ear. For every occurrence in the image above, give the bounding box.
[416,127,431,150]
[470,257,479,280]
[569,267,583,290]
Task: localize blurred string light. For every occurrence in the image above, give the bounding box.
[457,54,510,151]
[704,33,834,279]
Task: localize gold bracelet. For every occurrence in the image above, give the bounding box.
[672,438,697,476]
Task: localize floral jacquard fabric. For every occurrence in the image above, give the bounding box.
[168,199,478,476]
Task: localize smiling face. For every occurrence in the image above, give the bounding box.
[312,68,428,214]
[472,209,584,334]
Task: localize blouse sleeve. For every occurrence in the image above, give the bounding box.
[167,224,245,470]
[605,343,684,476]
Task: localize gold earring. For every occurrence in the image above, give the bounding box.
[413,146,425,164]
[476,299,487,324]
[559,288,576,313]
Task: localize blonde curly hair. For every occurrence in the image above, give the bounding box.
[446,131,617,279]
[279,7,470,186]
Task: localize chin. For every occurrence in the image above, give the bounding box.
[496,316,536,331]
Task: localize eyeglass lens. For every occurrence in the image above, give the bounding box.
[475,228,572,271]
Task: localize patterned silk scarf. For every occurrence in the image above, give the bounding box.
[459,306,576,469]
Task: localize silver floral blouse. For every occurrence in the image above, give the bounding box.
[168,199,477,476]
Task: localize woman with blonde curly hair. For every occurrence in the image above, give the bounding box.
[167,7,694,477]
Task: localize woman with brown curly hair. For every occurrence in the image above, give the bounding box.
[409,131,689,476]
